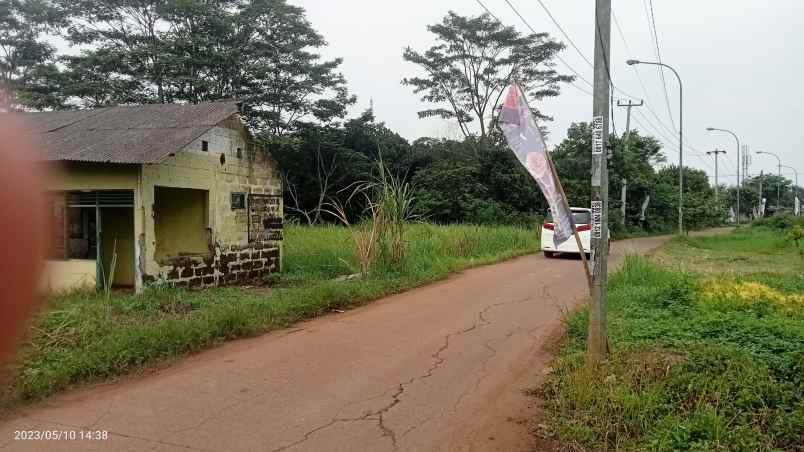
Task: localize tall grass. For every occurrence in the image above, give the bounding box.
[3,223,538,408]
[324,159,418,276]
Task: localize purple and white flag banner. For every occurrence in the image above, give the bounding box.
[498,83,574,246]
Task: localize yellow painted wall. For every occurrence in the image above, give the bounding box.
[39,161,143,291]
[153,187,209,259]
[100,207,135,286]
[141,121,282,277]
[40,260,96,293]
[42,162,139,190]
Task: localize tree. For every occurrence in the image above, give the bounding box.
[652,166,724,230]
[59,0,174,103]
[402,11,572,140]
[237,0,356,135]
[551,122,664,229]
[0,0,66,110]
[411,139,543,224]
[730,174,797,217]
[55,0,356,134]
[270,110,410,224]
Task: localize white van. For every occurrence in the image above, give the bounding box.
[541,207,598,258]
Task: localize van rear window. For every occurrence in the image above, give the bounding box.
[545,211,591,225]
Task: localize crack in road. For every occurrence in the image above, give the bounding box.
[268,293,544,452]
[268,322,479,452]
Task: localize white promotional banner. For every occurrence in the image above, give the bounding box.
[795,197,800,216]
[498,83,574,246]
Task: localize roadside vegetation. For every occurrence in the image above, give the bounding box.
[1,222,537,409]
[538,218,804,451]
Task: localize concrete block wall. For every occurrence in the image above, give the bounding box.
[140,116,283,289]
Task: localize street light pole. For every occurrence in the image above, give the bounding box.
[706,127,741,224]
[627,59,683,233]
[756,151,782,210]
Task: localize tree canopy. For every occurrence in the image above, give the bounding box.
[10,0,356,134]
[402,11,572,139]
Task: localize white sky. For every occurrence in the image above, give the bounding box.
[290,0,804,187]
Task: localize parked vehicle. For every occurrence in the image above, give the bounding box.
[541,208,607,258]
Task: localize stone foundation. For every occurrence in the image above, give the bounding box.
[154,241,280,289]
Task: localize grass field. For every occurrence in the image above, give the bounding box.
[1,223,538,409]
[539,224,804,451]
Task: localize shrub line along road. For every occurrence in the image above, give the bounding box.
[0,232,728,452]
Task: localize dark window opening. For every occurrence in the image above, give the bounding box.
[67,207,98,259]
[231,192,246,210]
[545,210,592,225]
[236,147,242,158]
[201,140,209,152]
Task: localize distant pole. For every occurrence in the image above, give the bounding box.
[617,99,643,155]
[621,179,627,227]
[616,100,641,229]
[705,128,741,224]
[628,59,683,233]
[781,165,799,210]
[706,149,727,203]
[588,0,612,364]
[756,150,782,210]
[758,171,764,216]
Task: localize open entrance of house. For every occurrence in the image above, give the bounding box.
[153,186,210,261]
[65,190,136,288]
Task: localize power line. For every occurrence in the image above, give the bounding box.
[478,0,718,177]
[477,0,596,91]
[644,0,676,131]
[474,0,501,22]
[524,0,642,100]
[630,108,716,173]
[532,0,593,68]
[612,10,673,137]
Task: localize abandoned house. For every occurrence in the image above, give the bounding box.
[26,100,283,293]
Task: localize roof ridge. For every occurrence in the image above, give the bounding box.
[42,108,108,133]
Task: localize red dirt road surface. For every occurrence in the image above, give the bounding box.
[0,234,696,451]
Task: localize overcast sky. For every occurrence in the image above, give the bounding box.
[289,0,803,186]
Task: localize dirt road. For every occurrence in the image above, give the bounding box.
[1,235,685,451]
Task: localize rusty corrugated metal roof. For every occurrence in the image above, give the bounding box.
[19,101,241,164]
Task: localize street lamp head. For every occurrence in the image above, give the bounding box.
[756,151,765,155]
[705,127,715,131]
[626,59,640,66]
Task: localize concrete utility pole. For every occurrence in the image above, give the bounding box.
[621,179,627,227]
[743,145,750,181]
[588,0,612,364]
[758,171,764,217]
[781,165,799,214]
[706,149,727,203]
[617,99,643,154]
[616,100,641,228]
[757,150,782,209]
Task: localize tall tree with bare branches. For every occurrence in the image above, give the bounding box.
[402,11,572,140]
